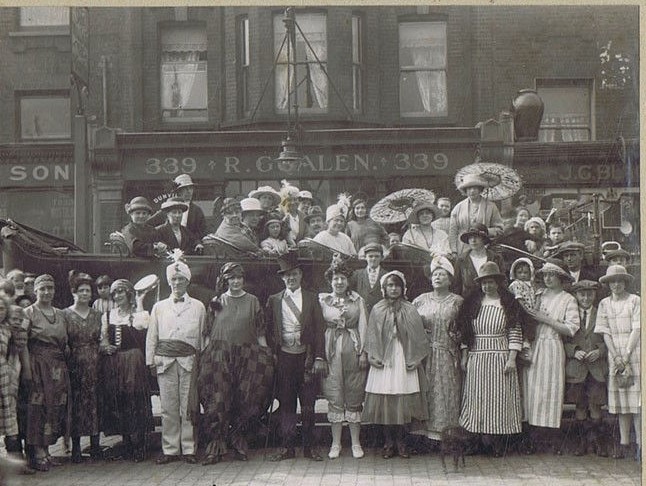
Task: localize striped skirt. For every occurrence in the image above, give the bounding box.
[459,345,522,435]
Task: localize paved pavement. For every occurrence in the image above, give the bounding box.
[3,434,641,486]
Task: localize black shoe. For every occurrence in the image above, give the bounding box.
[382,446,395,459]
[573,440,588,457]
[156,454,179,465]
[183,454,197,464]
[202,454,221,466]
[269,448,295,462]
[232,450,248,462]
[71,450,83,464]
[303,447,323,461]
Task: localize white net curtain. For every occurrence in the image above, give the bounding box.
[274,13,328,111]
[160,26,208,121]
[399,22,448,117]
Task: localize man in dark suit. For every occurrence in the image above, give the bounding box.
[148,174,208,238]
[155,197,202,255]
[350,242,387,314]
[555,241,600,283]
[563,280,609,457]
[266,254,327,462]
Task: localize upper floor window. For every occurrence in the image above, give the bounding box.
[399,21,447,118]
[18,92,71,141]
[20,7,69,27]
[274,12,327,113]
[352,15,362,112]
[237,16,250,117]
[537,79,593,142]
[160,24,208,123]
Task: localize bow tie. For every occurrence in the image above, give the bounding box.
[174,297,185,303]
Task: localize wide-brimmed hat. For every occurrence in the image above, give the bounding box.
[599,265,634,285]
[174,174,195,189]
[297,190,313,200]
[249,186,281,206]
[277,253,301,275]
[537,258,574,282]
[161,197,189,213]
[553,241,585,257]
[604,248,631,263]
[220,197,242,215]
[459,223,491,244]
[571,280,600,292]
[304,205,324,223]
[457,173,489,192]
[125,196,153,215]
[474,261,505,282]
[408,203,440,225]
[240,197,263,214]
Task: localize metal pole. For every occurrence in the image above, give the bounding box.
[73,114,89,249]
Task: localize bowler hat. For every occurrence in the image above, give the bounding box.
[599,265,634,285]
[474,261,505,283]
[459,223,491,244]
[161,197,189,212]
[277,253,301,275]
[125,196,153,215]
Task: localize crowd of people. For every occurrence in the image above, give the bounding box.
[0,172,641,473]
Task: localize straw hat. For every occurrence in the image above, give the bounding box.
[599,265,634,284]
[297,190,313,200]
[457,174,489,192]
[537,258,574,282]
[174,174,195,189]
[249,186,281,206]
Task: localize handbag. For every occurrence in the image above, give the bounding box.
[615,364,634,388]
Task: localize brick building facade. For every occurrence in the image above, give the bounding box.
[0,5,639,251]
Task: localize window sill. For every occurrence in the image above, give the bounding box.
[9,29,70,53]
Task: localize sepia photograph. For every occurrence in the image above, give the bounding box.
[0,3,640,485]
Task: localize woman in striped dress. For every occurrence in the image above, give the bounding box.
[523,259,580,454]
[594,265,640,460]
[457,262,523,456]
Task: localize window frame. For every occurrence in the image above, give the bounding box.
[273,10,329,114]
[16,90,71,142]
[398,19,448,119]
[159,21,209,125]
[535,78,595,142]
[237,15,251,117]
[351,13,363,113]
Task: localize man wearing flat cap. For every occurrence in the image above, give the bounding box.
[563,280,609,457]
[155,197,202,255]
[146,261,206,465]
[266,253,327,462]
[350,243,387,314]
[555,241,600,284]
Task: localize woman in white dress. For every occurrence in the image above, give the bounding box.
[523,259,580,454]
[362,271,428,459]
[402,203,451,257]
[595,265,640,460]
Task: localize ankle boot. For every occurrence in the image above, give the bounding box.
[89,435,102,460]
[573,420,589,456]
[590,420,608,457]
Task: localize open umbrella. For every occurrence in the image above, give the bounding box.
[370,188,436,224]
[455,162,522,201]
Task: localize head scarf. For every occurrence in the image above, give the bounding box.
[166,261,192,282]
[34,274,55,290]
[430,256,454,278]
[379,270,408,299]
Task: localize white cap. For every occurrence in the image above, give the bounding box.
[298,190,313,200]
[240,197,263,213]
[174,174,195,188]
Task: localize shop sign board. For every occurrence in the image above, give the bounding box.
[0,163,74,187]
[516,161,638,186]
[124,147,477,181]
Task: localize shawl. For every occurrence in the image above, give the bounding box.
[365,298,428,368]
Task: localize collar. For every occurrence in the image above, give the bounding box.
[171,293,189,302]
[225,289,247,298]
[368,266,380,273]
[284,287,302,299]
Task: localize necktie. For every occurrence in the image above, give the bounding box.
[582,310,587,328]
[174,297,185,303]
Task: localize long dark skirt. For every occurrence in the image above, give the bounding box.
[26,343,69,447]
[197,340,274,457]
[69,344,100,437]
[98,348,152,439]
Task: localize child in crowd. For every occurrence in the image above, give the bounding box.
[544,223,566,258]
[564,280,608,457]
[388,232,402,247]
[6,270,25,297]
[261,216,292,256]
[92,275,116,314]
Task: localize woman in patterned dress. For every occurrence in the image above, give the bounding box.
[319,257,369,459]
[0,295,19,450]
[197,262,273,465]
[23,274,70,471]
[523,259,580,454]
[457,261,524,456]
[98,279,152,463]
[411,256,464,442]
[63,271,102,463]
[362,271,429,459]
[594,265,640,460]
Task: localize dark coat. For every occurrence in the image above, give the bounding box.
[155,222,200,255]
[265,289,326,364]
[564,307,608,383]
[453,249,505,297]
[120,222,159,258]
[349,267,387,315]
[148,202,208,239]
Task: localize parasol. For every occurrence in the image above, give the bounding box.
[370,188,436,224]
[455,162,522,201]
